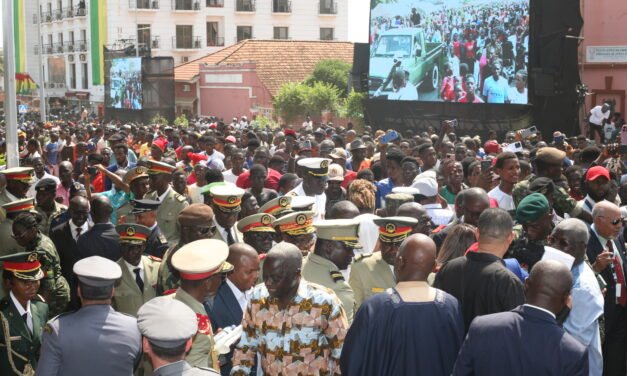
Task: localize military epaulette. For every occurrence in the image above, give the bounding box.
[175,192,187,202]
[354,253,373,262]
[47,310,75,324]
[330,271,345,283]
[0,299,9,310]
[32,294,46,303]
[146,255,162,262]
[158,232,168,243]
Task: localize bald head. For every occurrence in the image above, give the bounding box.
[91,195,112,224]
[395,234,437,282]
[592,201,621,239]
[265,242,302,272]
[327,201,360,220]
[228,243,259,267]
[525,260,572,315]
[550,218,589,265]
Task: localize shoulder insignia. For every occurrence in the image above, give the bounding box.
[147,255,162,262]
[0,299,9,310]
[354,253,373,262]
[371,287,385,293]
[43,324,54,334]
[33,294,46,303]
[330,271,345,283]
[158,233,168,243]
[175,193,187,203]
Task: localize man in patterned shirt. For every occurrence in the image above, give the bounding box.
[231,242,348,375]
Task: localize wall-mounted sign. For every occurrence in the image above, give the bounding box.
[586,46,627,63]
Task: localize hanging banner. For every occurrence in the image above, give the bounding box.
[90,0,108,85]
[13,0,26,73]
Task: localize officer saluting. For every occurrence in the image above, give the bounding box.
[0,252,48,376]
[37,256,142,376]
[137,297,220,375]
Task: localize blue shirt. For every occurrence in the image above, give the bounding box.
[98,189,130,225]
[375,178,396,209]
[46,141,61,165]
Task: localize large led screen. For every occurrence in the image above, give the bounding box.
[369,0,529,104]
[108,57,143,110]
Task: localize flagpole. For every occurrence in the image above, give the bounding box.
[3,0,20,167]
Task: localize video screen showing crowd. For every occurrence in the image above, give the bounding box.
[1,109,627,375]
[108,57,143,110]
[369,0,529,104]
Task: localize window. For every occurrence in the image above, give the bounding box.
[207,22,221,46]
[69,63,76,89]
[236,26,252,42]
[175,0,194,10]
[183,84,191,92]
[176,25,193,48]
[206,0,223,7]
[319,0,337,14]
[274,27,288,40]
[58,32,64,45]
[136,0,151,8]
[69,31,75,44]
[236,0,254,12]
[137,24,151,50]
[81,63,88,89]
[320,28,334,40]
[273,0,290,13]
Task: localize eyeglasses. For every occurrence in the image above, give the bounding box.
[599,216,623,225]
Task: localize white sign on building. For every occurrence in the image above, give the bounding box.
[586,46,627,63]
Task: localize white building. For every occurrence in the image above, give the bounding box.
[27,0,358,114]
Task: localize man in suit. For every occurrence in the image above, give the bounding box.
[206,243,259,376]
[208,185,245,245]
[586,201,627,376]
[130,199,169,258]
[349,216,418,309]
[435,207,525,331]
[146,160,189,247]
[77,195,120,262]
[49,196,90,309]
[452,260,589,375]
[37,256,142,376]
[113,224,160,316]
[0,252,49,376]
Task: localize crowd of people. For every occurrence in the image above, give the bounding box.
[1,113,627,375]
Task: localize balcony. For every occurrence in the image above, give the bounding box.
[43,44,54,54]
[54,43,65,54]
[172,0,201,10]
[172,36,202,49]
[53,9,64,21]
[319,0,337,15]
[75,6,87,17]
[64,7,75,18]
[207,36,224,47]
[66,42,75,53]
[206,0,223,7]
[272,0,291,13]
[151,36,161,49]
[75,40,88,52]
[236,0,255,12]
[130,0,160,10]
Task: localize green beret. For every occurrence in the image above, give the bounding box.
[516,193,550,224]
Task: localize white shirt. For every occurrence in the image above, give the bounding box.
[422,203,454,226]
[355,213,380,255]
[287,183,326,223]
[222,169,242,185]
[187,183,204,204]
[10,291,32,332]
[27,172,60,198]
[157,186,172,202]
[507,87,528,105]
[387,85,418,101]
[69,219,90,241]
[215,221,239,243]
[488,186,515,211]
[226,278,251,314]
[123,259,144,284]
[589,105,610,126]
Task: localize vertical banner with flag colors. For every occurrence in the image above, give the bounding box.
[90,0,107,85]
[13,0,26,73]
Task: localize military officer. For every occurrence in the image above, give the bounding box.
[0,167,34,211]
[37,256,142,376]
[303,219,361,322]
[116,166,151,225]
[0,252,48,376]
[113,224,160,316]
[137,297,220,375]
[237,213,276,256]
[0,199,35,258]
[273,211,316,256]
[157,204,216,294]
[349,216,418,309]
[145,160,189,246]
[209,185,244,245]
[170,239,233,369]
[11,211,70,318]
[130,199,169,258]
[34,178,67,235]
[199,182,226,206]
[287,157,331,222]
[258,195,292,219]
[290,196,316,212]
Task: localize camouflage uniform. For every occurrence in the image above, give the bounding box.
[27,234,70,317]
[512,174,581,217]
[35,202,68,236]
[507,224,548,272]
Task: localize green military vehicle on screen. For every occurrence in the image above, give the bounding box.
[369,27,445,98]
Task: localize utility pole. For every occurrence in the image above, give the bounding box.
[3,0,20,167]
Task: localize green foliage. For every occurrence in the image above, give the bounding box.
[174,114,189,128]
[343,91,366,120]
[305,59,352,97]
[150,113,168,125]
[273,82,310,122]
[253,114,279,129]
[305,82,340,115]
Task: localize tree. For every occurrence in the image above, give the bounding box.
[273,82,309,122]
[305,59,352,97]
[305,81,340,116]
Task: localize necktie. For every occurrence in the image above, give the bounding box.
[133,268,144,292]
[22,313,31,333]
[608,240,627,307]
[75,227,82,240]
[225,227,235,245]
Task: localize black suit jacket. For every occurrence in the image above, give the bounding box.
[76,223,120,261]
[452,305,588,375]
[205,280,245,376]
[586,229,626,312]
[50,221,79,287]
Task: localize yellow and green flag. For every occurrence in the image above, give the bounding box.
[13,0,26,73]
[90,0,108,85]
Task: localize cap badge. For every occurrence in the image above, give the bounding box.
[261,215,271,225]
[296,214,307,225]
[320,160,329,168]
[385,223,397,234]
[279,197,289,207]
[127,226,136,236]
[27,253,38,262]
[136,166,148,174]
[227,196,237,204]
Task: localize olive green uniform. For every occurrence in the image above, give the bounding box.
[348,252,395,309]
[302,253,355,322]
[35,202,67,236]
[157,244,183,295]
[113,255,160,316]
[147,187,189,247]
[0,295,48,376]
[512,174,581,217]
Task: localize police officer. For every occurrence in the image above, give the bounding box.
[130,199,169,258]
[34,178,67,236]
[0,252,48,376]
[0,167,34,209]
[170,239,233,369]
[303,219,361,322]
[116,166,151,225]
[209,185,245,245]
[113,224,160,317]
[146,160,189,247]
[11,211,69,318]
[349,216,418,309]
[258,195,292,219]
[37,256,142,376]
[237,213,276,256]
[273,211,316,256]
[137,297,220,375]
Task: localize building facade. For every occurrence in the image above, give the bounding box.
[26,0,351,115]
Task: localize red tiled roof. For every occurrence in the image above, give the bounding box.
[174,39,354,96]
